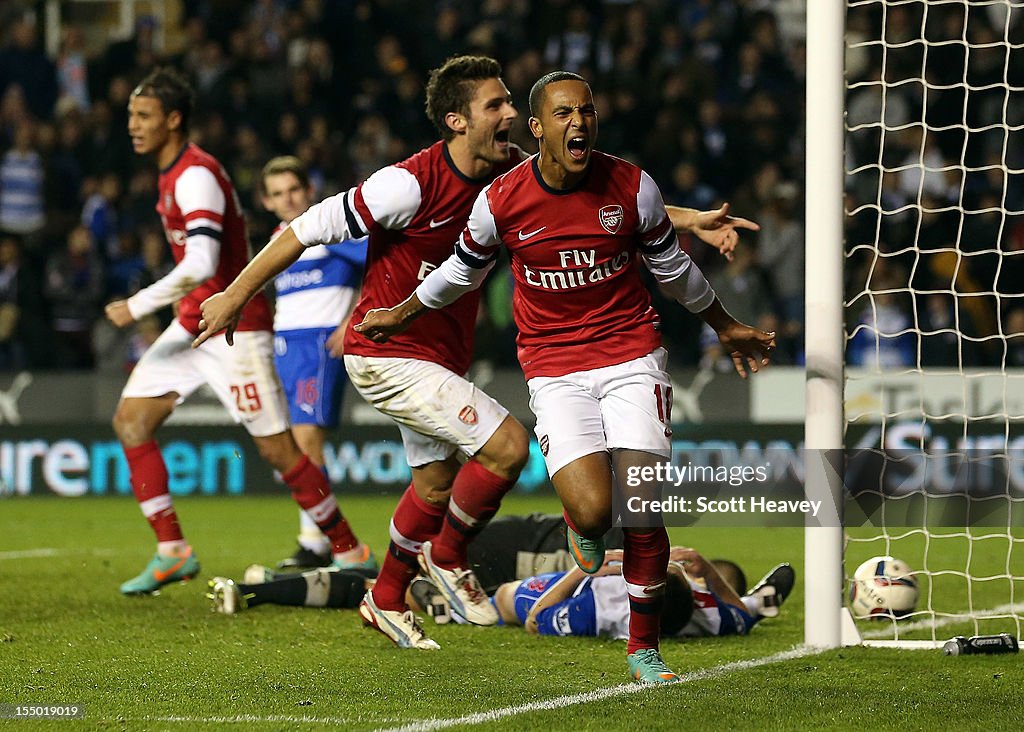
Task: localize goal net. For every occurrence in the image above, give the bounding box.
[837,0,1024,646]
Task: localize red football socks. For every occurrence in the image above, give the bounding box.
[623,527,670,654]
[125,441,183,543]
[371,484,447,611]
[429,460,512,570]
[282,454,358,554]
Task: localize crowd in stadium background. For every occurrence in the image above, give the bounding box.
[844,1,1024,371]
[3,0,812,376]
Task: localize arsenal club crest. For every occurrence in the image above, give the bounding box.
[458,405,478,425]
[599,205,623,233]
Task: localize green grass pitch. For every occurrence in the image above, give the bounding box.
[1,494,1022,730]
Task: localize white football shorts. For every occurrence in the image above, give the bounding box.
[344,354,509,468]
[121,320,289,437]
[527,347,673,477]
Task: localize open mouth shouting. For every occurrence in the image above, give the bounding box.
[495,127,511,150]
[567,134,589,163]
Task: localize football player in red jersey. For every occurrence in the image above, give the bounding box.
[353,71,775,682]
[196,59,748,652]
[196,56,532,650]
[104,67,373,596]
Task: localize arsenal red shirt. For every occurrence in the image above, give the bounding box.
[415,151,715,379]
[292,141,524,374]
[132,143,271,334]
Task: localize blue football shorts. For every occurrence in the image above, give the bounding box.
[273,328,348,428]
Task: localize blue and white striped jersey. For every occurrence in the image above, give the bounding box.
[271,222,367,332]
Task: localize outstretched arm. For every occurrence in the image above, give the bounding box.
[524,555,622,634]
[195,165,423,348]
[640,176,773,377]
[193,226,305,347]
[666,203,759,262]
[354,186,500,343]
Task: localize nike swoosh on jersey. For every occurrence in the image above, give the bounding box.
[429,216,455,228]
[518,226,547,240]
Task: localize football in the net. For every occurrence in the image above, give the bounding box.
[849,556,919,619]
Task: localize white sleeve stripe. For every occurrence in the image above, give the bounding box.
[358,166,420,230]
[464,185,500,252]
[126,237,220,318]
[637,169,668,233]
[174,166,226,217]
[643,245,715,313]
[292,188,357,247]
[415,254,493,308]
[185,232,222,247]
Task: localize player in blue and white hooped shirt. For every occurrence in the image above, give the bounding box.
[492,547,794,640]
[260,156,372,571]
[206,512,793,643]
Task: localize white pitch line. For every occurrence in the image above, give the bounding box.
[0,547,117,561]
[0,548,59,560]
[862,602,1024,639]
[144,713,398,726]
[81,609,1024,729]
[118,647,821,730]
[378,645,822,732]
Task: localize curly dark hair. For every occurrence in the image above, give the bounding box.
[425,55,503,141]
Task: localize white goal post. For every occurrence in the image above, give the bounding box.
[805,0,846,649]
[806,0,1024,650]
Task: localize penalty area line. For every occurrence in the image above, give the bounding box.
[378,645,823,732]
